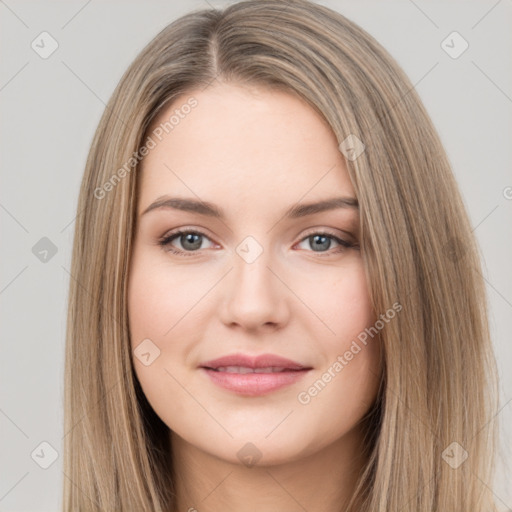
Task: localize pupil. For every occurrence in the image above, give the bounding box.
[311,235,330,251]
[182,233,202,250]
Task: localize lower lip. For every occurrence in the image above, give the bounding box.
[200,368,311,396]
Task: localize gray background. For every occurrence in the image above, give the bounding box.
[1,1,511,510]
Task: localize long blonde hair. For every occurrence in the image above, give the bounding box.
[63,1,499,510]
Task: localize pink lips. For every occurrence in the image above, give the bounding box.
[200,353,312,396]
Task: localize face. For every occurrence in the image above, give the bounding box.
[128,82,381,466]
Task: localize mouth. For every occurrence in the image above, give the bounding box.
[199,353,312,396]
[205,366,306,373]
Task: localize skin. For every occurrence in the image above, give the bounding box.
[128,81,382,512]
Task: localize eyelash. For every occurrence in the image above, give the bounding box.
[157,228,357,257]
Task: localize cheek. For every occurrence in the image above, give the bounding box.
[336,267,380,387]
[316,261,375,342]
[127,253,202,345]
[127,255,197,423]
[127,249,221,402]
[298,262,381,414]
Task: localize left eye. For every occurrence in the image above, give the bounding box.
[295,233,354,254]
[158,230,355,256]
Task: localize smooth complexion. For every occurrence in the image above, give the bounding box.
[128,82,382,512]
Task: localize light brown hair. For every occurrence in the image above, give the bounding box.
[63,1,499,510]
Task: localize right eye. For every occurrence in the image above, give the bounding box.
[158,229,216,256]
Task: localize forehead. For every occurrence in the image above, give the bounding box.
[138,82,354,214]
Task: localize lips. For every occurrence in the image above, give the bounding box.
[200,353,309,371]
[212,366,292,373]
[199,353,312,396]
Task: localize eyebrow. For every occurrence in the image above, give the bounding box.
[141,195,358,219]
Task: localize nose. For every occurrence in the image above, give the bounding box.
[218,247,290,332]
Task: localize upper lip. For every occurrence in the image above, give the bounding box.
[200,353,310,370]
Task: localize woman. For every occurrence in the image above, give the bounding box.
[63,0,499,510]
